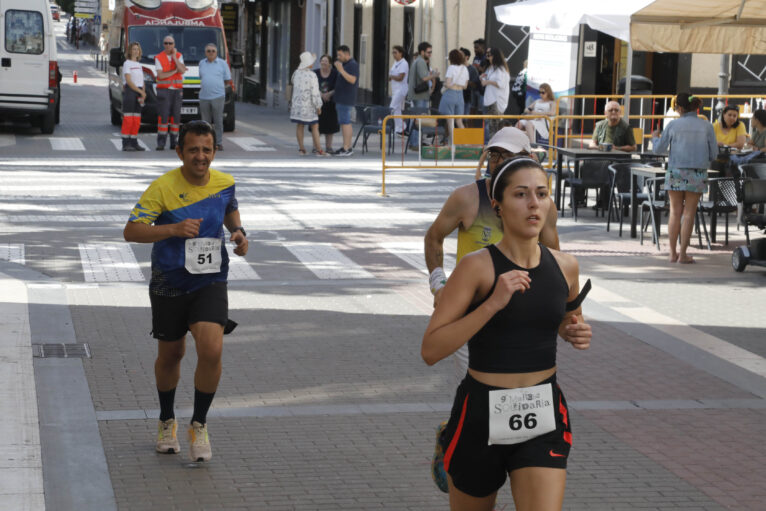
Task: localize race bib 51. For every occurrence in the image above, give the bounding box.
[185,238,222,274]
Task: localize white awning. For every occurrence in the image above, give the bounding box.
[494,0,654,41]
[631,0,766,54]
[495,0,766,54]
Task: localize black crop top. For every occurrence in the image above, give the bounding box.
[467,244,569,373]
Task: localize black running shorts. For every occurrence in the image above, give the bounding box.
[149,282,228,341]
[440,372,572,498]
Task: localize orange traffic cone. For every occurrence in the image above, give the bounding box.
[73,70,77,83]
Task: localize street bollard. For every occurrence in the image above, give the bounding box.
[73,70,77,83]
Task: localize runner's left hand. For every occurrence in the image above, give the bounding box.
[230,231,248,256]
[561,315,591,350]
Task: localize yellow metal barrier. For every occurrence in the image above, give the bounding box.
[378,94,766,195]
[380,114,554,196]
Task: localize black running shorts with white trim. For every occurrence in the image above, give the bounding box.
[440,372,572,498]
[149,282,228,341]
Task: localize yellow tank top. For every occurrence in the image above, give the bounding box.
[456,179,504,261]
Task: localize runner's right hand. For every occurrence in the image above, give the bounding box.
[485,270,530,312]
[174,218,202,238]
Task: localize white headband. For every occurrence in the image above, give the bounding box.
[491,158,539,200]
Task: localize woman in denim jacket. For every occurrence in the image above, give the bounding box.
[652,93,717,264]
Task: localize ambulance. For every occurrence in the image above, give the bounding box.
[107,0,239,131]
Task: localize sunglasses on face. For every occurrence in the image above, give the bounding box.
[489,151,512,160]
[164,42,174,45]
[206,49,216,53]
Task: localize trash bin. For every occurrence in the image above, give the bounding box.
[618,75,653,130]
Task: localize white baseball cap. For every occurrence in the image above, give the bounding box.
[486,127,532,154]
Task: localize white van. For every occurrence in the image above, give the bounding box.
[0,0,60,133]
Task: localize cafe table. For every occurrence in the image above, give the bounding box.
[629,167,719,239]
[553,146,656,211]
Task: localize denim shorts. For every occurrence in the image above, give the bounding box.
[336,104,353,125]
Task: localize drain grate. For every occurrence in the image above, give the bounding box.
[33,343,91,359]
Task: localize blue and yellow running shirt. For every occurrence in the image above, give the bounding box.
[128,167,238,296]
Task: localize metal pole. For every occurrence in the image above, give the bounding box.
[442,0,448,73]
[623,42,633,123]
[716,54,730,118]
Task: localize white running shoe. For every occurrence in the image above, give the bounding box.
[155,418,180,454]
[188,421,212,462]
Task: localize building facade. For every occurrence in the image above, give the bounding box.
[230,0,486,109]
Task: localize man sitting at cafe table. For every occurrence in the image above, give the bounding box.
[588,100,637,152]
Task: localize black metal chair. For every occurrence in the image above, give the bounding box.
[563,158,613,221]
[641,177,711,251]
[351,105,394,154]
[607,162,652,236]
[742,179,766,245]
[739,163,766,179]
[404,106,443,154]
[697,177,743,245]
[639,176,667,250]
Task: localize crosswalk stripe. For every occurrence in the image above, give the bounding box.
[109,139,151,151]
[0,243,25,265]
[283,242,374,279]
[49,138,86,150]
[379,242,455,276]
[228,137,277,152]
[0,134,15,148]
[78,242,144,282]
[226,243,260,280]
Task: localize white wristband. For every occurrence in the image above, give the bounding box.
[429,267,447,295]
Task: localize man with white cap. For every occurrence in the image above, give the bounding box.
[423,126,559,492]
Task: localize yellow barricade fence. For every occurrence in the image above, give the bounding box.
[555,93,766,147]
[378,94,766,195]
[380,114,553,197]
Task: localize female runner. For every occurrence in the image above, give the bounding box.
[422,157,592,511]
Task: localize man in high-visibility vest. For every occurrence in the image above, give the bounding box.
[155,35,187,150]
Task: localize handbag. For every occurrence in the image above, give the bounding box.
[413,81,429,94]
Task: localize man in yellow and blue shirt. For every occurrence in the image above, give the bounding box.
[124,120,248,463]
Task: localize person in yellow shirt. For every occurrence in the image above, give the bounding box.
[713,105,747,149]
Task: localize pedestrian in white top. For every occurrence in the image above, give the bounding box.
[481,47,510,139]
[120,42,146,151]
[389,45,409,135]
[288,52,324,156]
[517,82,555,143]
[439,49,470,135]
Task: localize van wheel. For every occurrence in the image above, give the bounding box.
[224,104,235,132]
[111,103,122,126]
[41,110,55,134]
[55,100,61,124]
[110,93,122,126]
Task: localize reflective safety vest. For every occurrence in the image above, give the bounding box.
[155,51,183,90]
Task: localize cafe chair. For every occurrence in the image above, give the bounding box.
[563,158,613,221]
[697,177,744,245]
[352,105,394,154]
[403,107,443,154]
[639,176,667,250]
[607,162,653,236]
[732,179,766,272]
[738,162,766,179]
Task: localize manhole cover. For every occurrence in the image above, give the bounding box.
[32,343,91,358]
